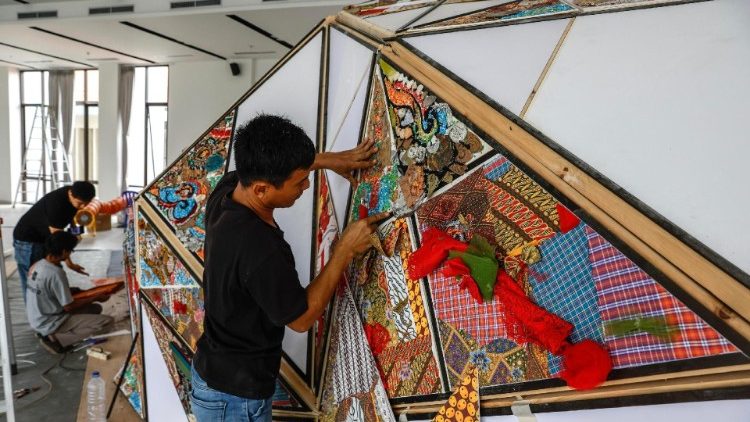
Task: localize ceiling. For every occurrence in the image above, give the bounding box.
[0,0,347,69]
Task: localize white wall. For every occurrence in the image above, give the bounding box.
[166,59,259,163]
[97,62,121,200]
[0,67,20,203]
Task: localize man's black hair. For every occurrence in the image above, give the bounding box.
[233,115,316,188]
[45,231,78,257]
[70,181,96,202]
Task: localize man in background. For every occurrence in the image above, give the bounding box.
[26,231,113,354]
[13,181,96,300]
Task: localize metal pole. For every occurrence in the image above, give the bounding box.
[0,218,16,421]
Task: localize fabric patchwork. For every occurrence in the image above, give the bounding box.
[141,287,204,352]
[144,110,235,259]
[587,227,736,368]
[137,212,200,288]
[321,284,395,421]
[377,335,441,397]
[528,225,604,374]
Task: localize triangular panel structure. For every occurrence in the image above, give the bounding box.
[142,110,235,261]
[131,1,750,419]
[409,0,574,32]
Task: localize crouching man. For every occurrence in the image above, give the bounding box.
[26,231,114,354]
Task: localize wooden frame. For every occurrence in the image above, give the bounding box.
[131,3,750,419]
[331,6,750,416]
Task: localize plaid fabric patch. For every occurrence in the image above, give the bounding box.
[428,270,509,346]
[528,225,604,374]
[483,155,511,180]
[587,226,736,368]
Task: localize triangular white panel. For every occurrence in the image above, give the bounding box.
[325,28,373,228]
[234,31,325,375]
[523,0,750,275]
[406,18,569,115]
[409,0,514,28]
[143,312,189,422]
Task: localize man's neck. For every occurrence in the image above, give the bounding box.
[231,184,276,227]
[45,256,63,266]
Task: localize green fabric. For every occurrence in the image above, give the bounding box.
[449,235,498,301]
[604,316,675,341]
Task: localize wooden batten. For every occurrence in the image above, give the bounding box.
[280,358,318,411]
[336,11,395,42]
[371,41,750,341]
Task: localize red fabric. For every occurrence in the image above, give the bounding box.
[496,270,573,354]
[556,203,580,234]
[408,228,467,279]
[173,301,187,315]
[444,258,484,303]
[358,203,368,220]
[364,322,391,356]
[559,340,612,390]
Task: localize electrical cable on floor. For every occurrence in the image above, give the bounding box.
[13,350,86,411]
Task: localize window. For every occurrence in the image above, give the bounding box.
[72,70,99,182]
[19,70,50,201]
[127,66,169,189]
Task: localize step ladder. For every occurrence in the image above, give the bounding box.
[12,105,72,207]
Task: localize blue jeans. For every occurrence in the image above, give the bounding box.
[13,240,45,302]
[190,364,272,422]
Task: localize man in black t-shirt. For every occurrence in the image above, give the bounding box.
[13,181,95,301]
[191,115,386,422]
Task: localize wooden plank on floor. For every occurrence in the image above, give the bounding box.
[76,332,141,422]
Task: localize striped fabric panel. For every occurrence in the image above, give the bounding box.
[586,226,736,369]
[528,224,604,374]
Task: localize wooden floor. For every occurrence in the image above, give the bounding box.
[76,331,141,422]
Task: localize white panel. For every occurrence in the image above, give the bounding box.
[409,0,514,28]
[326,29,372,152]
[407,18,569,115]
[234,32,323,374]
[325,29,373,227]
[524,0,750,275]
[366,8,434,31]
[143,311,189,422]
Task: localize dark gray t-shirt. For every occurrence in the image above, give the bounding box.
[26,259,73,335]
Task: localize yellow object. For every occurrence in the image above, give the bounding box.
[433,366,480,422]
[86,347,111,361]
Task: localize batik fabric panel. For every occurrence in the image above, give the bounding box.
[320,283,395,422]
[418,0,573,30]
[116,336,146,418]
[349,219,443,398]
[137,211,200,288]
[141,287,204,352]
[143,110,235,259]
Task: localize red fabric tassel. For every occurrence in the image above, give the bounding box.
[559,340,612,390]
[408,228,468,279]
[556,204,581,233]
[443,258,483,303]
[495,270,573,354]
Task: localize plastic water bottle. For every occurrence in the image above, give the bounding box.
[87,371,106,422]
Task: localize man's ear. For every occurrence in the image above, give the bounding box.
[251,182,270,198]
